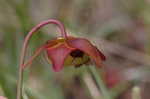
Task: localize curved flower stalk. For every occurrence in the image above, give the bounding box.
[17,19,105,99]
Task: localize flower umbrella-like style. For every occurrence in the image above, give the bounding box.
[17,19,105,99]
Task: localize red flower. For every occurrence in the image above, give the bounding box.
[45,37,105,71]
[21,19,105,72]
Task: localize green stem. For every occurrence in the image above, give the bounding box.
[88,66,112,99]
[17,68,23,99]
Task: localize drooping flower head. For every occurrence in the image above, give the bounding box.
[21,19,105,72]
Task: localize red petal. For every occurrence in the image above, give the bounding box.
[67,38,105,67]
[95,47,106,61]
[46,43,73,72]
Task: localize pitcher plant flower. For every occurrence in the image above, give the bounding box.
[17,19,105,99]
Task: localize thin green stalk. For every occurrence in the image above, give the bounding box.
[17,68,24,99]
[88,66,112,99]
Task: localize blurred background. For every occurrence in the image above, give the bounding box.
[0,0,150,99]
